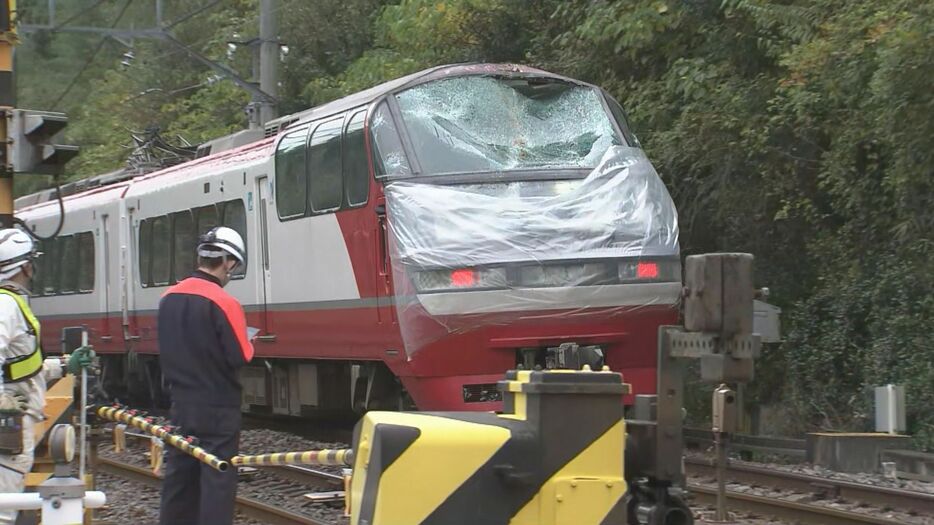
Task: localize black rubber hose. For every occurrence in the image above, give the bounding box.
[14,180,65,241]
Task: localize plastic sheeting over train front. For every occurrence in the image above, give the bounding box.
[385,146,680,356]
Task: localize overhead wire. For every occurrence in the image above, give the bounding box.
[48,0,110,32]
[49,0,134,111]
[29,0,133,239]
[20,0,226,239]
[132,32,218,66]
[163,0,223,30]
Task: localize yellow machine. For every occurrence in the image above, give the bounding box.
[27,374,77,487]
[350,367,629,525]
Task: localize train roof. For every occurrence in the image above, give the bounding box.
[16,137,275,215]
[263,63,580,135]
[123,136,274,199]
[16,63,580,213]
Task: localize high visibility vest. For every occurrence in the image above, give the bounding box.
[0,288,43,383]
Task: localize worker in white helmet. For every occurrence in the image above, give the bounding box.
[0,228,94,524]
[159,226,253,525]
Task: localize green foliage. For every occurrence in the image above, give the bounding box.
[14,0,934,448]
[783,249,934,443]
[304,0,534,104]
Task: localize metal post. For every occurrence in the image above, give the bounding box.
[247,41,261,130]
[0,0,16,228]
[155,0,163,27]
[342,468,352,517]
[887,384,896,435]
[258,0,278,125]
[79,330,88,480]
[715,430,727,522]
[655,326,685,484]
[712,383,736,523]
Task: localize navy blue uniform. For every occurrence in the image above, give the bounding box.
[158,271,253,525]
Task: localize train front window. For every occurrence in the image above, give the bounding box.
[391,76,622,175]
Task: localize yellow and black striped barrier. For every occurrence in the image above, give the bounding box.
[349,366,632,525]
[97,405,230,472]
[232,448,354,467]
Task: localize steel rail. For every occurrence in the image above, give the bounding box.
[689,484,908,525]
[96,457,330,525]
[267,465,345,486]
[686,456,934,516]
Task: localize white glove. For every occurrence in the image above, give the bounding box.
[0,391,28,412]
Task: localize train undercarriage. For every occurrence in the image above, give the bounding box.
[98,338,626,419]
[100,353,413,416]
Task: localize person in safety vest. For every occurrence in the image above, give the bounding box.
[0,228,93,525]
[158,226,253,525]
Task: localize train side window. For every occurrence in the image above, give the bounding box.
[139,219,152,287]
[194,204,218,235]
[150,216,171,286]
[222,199,247,278]
[307,118,343,213]
[43,238,60,295]
[32,240,46,295]
[603,93,639,147]
[78,232,95,293]
[343,110,369,207]
[275,127,308,219]
[59,235,78,294]
[172,211,196,282]
[370,101,411,178]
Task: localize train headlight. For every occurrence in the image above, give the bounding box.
[412,267,507,292]
[618,258,681,283]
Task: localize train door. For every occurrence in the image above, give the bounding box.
[100,213,113,343]
[375,197,395,324]
[121,205,140,343]
[255,176,274,337]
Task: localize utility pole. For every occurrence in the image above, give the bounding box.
[258,0,278,125]
[0,0,17,227]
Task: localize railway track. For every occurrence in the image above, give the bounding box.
[96,456,341,525]
[689,484,909,525]
[686,456,934,524]
[271,464,346,486]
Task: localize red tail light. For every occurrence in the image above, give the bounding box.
[636,262,659,279]
[450,269,476,287]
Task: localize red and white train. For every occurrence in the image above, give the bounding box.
[15,64,681,415]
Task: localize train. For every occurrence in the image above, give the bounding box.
[14,63,681,415]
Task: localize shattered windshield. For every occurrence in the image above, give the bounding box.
[391,76,622,175]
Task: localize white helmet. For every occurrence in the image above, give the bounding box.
[0,228,39,281]
[197,226,246,269]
